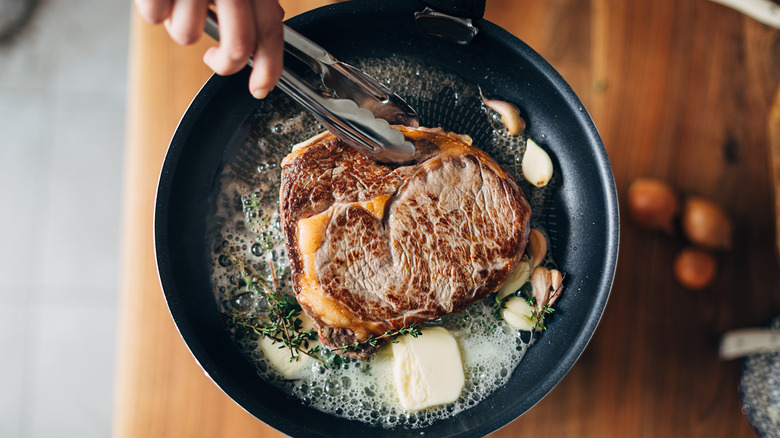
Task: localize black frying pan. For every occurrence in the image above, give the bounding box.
[154,1,619,436]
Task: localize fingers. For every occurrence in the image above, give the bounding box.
[163,0,209,45]
[138,0,285,99]
[248,0,285,99]
[203,0,256,76]
[135,0,173,24]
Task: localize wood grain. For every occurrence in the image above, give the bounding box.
[770,85,780,260]
[114,0,780,437]
[113,2,330,437]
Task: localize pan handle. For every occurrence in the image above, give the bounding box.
[420,0,486,19]
[414,4,480,45]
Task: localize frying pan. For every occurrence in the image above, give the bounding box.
[154,0,619,436]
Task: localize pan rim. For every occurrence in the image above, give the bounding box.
[154,1,619,436]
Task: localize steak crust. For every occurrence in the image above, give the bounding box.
[280,126,531,358]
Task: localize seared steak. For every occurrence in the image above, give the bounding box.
[280,126,531,358]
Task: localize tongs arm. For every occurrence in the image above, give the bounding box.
[282,29,396,108]
[276,72,390,155]
[204,11,417,163]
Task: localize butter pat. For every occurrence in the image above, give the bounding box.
[259,314,316,379]
[391,326,465,411]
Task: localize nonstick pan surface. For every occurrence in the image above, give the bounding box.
[154,1,619,437]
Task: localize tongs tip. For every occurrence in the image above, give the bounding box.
[205,11,418,163]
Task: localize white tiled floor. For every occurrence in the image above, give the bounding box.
[0,1,129,437]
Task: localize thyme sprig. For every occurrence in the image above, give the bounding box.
[231,312,321,363]
[339,324,422,355]
[225,252,423,368]
[229,257,321,363]
[524,296,555,330]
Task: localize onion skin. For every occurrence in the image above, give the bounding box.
[681,197,732,250]
[674,248,717,290]
[627,178,678,233]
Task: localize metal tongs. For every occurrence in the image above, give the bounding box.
[204,11,419,163]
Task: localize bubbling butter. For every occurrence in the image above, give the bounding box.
[208,56,562,429]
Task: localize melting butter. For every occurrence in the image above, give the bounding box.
[392,327,465,411]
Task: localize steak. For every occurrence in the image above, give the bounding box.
[280,126,531,358]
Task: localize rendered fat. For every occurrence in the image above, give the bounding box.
[392,327,465,411]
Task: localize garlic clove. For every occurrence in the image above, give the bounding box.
[526,228,547,269]
[548,269,565,306]
[530,266,552,311]
[521,139,554,188]
[497,258,531,300]
[501,296,536,331]
[484,98,525,135]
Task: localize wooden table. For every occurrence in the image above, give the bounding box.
[113,1,780,436]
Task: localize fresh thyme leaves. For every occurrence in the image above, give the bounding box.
[225,254,323,364]
[532,304,554,331]
[394,325,423,339]
[339,324,422,355]
[524,297,554,330]
[231,314,319,362]
[225,251,423,370]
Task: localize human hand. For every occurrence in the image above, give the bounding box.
[134,0,285,99]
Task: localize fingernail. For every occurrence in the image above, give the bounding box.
[252,88,268,100]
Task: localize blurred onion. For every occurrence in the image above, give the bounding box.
[681,197,732,250]
[627,178,678,233]
[674,247,717,290]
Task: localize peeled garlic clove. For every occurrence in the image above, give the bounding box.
[530,266,552,310]
[522,139,554,188]
[526,228,547,268]
[497,258,531,300]
[501,296,536,331]
[484,99,525,135]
